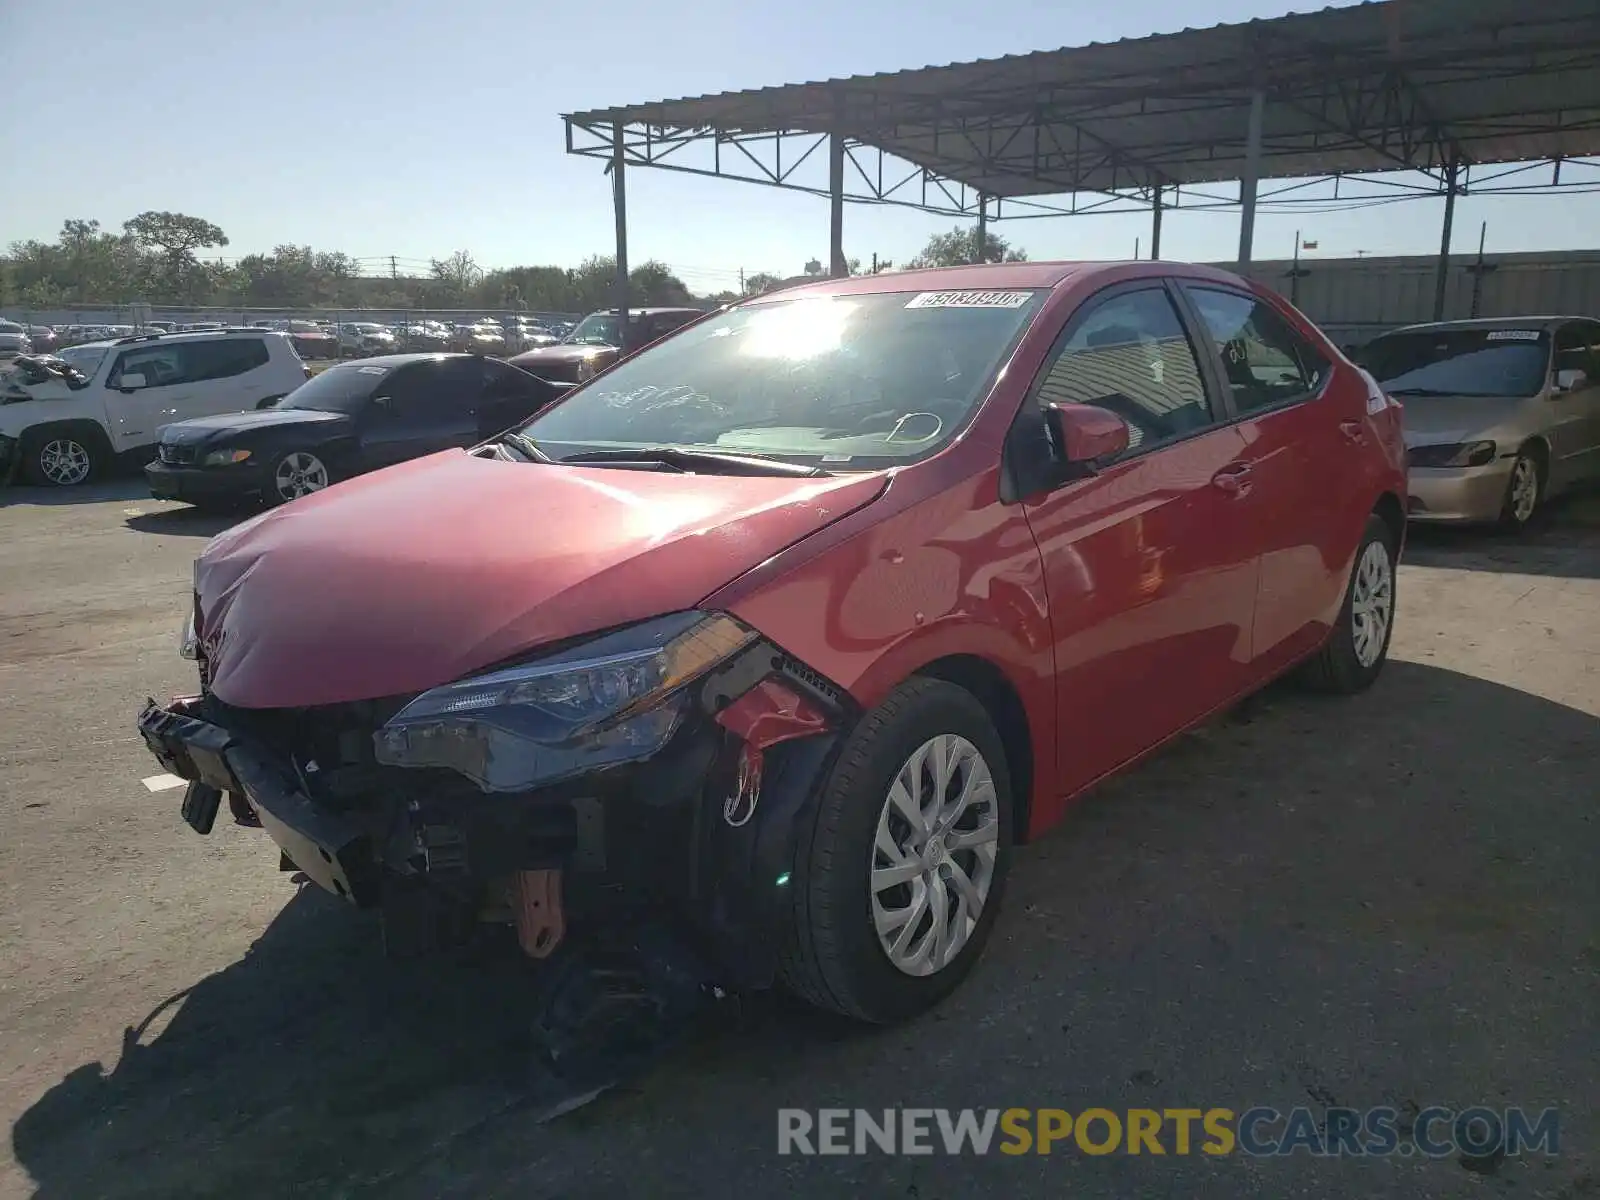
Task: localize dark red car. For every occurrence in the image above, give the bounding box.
[138,262,1405,1024]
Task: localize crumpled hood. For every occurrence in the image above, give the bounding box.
[195,450,886,708]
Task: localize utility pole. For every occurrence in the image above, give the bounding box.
[390,255,398,280]
[1465,221,1496,319]
[871,252,878,274]
[738,267,745,293]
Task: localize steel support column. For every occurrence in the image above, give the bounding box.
[1150,186,1164,259]
[1237,90,1265,266]
[975,194,988,263]
[612,121,630,347]
[1433,158,1461,321]
[829,133,846,278]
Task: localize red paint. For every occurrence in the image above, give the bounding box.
[196,450,885,707]
[714,679,832,749]
[190,261,1405,845]
[1047,402,1132,462]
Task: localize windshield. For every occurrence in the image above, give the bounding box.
[519,289,1045,468]
[275,363,388,413]
[1362,329,1550,397]
[55,344,110,376]
[563,313,619,346]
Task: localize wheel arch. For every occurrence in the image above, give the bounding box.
[1371,489,1405,554]
[18,417,113,450]
[912,653,1038,844]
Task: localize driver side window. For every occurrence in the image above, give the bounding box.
[1035,287,1214,453]
[108,344,193,389]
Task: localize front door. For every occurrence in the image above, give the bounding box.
[103,342,199,451]
[1018,283,1262,796]
[1179,284,1365,675]
[1550,320,1600,489]
[358,358,484,470]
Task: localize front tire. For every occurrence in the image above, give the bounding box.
[778,678,1014,1024]
[22,429,107,487]
[1300,514,1397,694]
[266,449,332,505]
[1498,449,1543,532]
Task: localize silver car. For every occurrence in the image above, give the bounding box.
[0,320,30,359]
[1360,317,1600,529]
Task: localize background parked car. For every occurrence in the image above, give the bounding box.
[336,322,398,357]
[25,326,58,354]
[0,321,30,359]
[0,328,311,486]
[146,353,561,507]
[1359,316,1600,529]
[507,306,703,382]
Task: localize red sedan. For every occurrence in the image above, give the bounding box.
[138,261,1405,1024]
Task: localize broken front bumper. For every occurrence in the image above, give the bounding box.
[136,654,848,988]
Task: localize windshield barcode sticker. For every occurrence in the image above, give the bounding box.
[1485,330,1541,341]
[905,290,1032,309]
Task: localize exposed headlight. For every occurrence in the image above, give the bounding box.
[202,448,252,466]
[1409,440,1496,468]
[374,611,757,792]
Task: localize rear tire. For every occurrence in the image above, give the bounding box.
[1300,514,1396,694]
[778,678,1014,1024]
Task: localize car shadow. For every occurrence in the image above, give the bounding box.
[1403,492,1600,580]
[11,661,1600,1198]
[0,477,150,509]
[123,507,245,538]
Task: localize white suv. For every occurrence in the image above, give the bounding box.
[0,329,310,487]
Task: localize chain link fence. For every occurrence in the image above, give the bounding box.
[1,303,589,359]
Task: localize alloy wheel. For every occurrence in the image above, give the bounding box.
[1508,456,1539,524]
[870,734,1000,977]
[274,452,329,501]
[1349,539,1393,668]
[39,438,92,486]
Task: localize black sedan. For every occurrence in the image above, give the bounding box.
[145,354,562,508]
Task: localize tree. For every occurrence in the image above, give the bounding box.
[629,260,692,306]
[123,211,229,301]
[428,250,484,304]
[906,224,1027,268]
[743,272,783,295]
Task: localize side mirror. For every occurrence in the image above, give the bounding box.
[1555,367,1588,392]
[118,372,148,392]
[1044,401,1130,464]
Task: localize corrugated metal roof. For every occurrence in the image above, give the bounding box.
[566,0,1600,196]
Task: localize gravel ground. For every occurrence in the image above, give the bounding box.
[1,480,1596,1199]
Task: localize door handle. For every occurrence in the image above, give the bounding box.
[1339,419,1366,444]
[1211,462,1253,497]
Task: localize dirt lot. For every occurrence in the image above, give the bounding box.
[1,480,1596,1199]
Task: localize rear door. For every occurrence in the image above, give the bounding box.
[182,336,275,415]
[1178,283,1364,678]
[358,359,484,469]
[1017,282,1260,794]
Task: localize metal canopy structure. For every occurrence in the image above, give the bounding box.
[564,0,1600,324]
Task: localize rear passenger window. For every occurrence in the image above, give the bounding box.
[1035,287,1213,452]
[185,337,271,382]
[1184,287,1328,413]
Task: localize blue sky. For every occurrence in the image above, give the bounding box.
[5,0,1595,292]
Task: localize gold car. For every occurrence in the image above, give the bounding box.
[1360,317,1600,529]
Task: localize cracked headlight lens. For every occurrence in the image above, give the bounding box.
[374,611,756,791]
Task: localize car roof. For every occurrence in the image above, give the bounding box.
[1382,316,1588,336]
[744,260,1250,301]
[585,306,705,317]
[321,352,475,368]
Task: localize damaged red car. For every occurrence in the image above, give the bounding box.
[138,262,1406,1025]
